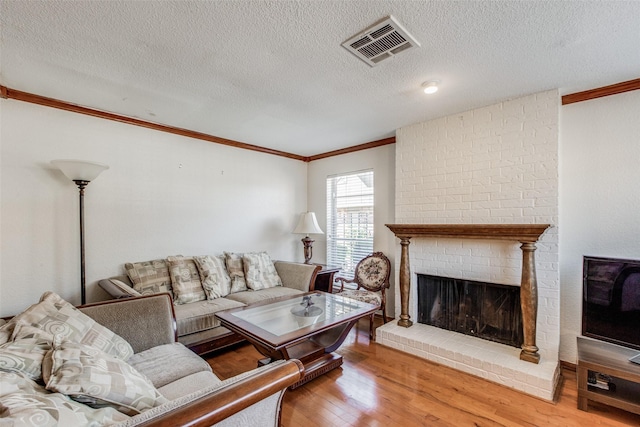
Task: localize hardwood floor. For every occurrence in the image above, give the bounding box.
[205,319,640,426]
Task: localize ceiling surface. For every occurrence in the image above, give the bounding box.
[1,1,639,157]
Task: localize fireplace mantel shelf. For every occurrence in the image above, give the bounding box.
[385,224,550,243]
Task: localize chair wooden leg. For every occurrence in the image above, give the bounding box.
[369,313,374,341]
[382,304,388,324]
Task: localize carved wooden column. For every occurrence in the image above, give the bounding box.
[519,242,540,363]
[398,236,413,327]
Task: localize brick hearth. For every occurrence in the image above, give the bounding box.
[376,323,560,400]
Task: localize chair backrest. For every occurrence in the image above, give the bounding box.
[354,252,391,293]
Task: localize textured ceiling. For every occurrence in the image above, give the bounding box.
[1,1,639,157]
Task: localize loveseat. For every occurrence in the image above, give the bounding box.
[0,292,304,426]
[99,253,320,355]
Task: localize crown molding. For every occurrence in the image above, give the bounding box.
[0,85,308,161]
[562,78,640,105]
[307,137,396,161]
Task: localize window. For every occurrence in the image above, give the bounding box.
[326,170,374,280]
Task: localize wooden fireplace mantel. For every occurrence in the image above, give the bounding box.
[385,224,549,242]
[385,223,550,364]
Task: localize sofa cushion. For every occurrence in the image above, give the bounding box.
[127,343,212,388]
[44,340,167,416]
[173,298,245,336]
[243,252,283,290]
[157,370,221,401]
[0,371,128,426]
[0,326,51,381]
[193,255,232,299]
[125,259,173,296]
[224,287,303,305]
[8,291,134,361]
[224,252,248,293]
[167,256,206,305]
[120,361,289,426]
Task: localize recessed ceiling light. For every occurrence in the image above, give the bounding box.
[422,80,439,94]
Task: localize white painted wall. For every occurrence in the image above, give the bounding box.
[559,90,640,362]
[307,145,396,315]
[395,91,560,361]
[0,100,308,315]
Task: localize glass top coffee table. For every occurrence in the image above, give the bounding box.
[216,291,378,388]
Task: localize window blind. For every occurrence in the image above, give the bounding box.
[326,170,374,281]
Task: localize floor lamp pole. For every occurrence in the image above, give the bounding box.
[75,180,89,305]
[51,159,109,306]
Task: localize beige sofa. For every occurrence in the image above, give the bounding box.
[99,258,320,355]
[0,292,303,426]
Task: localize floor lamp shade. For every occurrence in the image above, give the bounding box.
[51,159,109,305]
[51,159,109,182]
[293,212,324,264]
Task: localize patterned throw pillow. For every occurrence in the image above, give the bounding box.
[0,321,14,345]
[243,252,283,290]
[224,252,248,293]
[0,326,52,381]
[167,256,206,305]
[0,371,128,426]
[44,340,168,416]
[193,255,232,299]
[125,259,173,296]
[8,291,134,361]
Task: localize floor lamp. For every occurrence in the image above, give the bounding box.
[51,159,109,305]
[293,212,324,264]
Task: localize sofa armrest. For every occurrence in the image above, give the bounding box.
[79,294,177,353]
[99,276,142,299]
[127,359,304,427]
[274,261,320,292]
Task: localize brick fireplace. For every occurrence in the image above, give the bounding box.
[376,91,560,401]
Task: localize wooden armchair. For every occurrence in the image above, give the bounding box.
[334,252,391,340]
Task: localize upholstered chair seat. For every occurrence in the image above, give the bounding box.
[338,289,382,306]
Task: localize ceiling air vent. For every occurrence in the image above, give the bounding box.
[342,16,420,67]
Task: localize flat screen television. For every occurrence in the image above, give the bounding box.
[582,256,640,351]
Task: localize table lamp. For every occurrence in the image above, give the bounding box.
[293,212,324,264]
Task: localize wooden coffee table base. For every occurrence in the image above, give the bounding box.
[260,352,343,389]
[253,321,357,388]
[216,292,379,388]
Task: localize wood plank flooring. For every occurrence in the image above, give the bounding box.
[205,319,640,426]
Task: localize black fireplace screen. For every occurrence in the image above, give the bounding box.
[417,274,523,348]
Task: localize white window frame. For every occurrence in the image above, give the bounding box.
[326,169,374,283]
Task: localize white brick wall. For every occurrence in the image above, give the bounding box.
[384,90,560,398]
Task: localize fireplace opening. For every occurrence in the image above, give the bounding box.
[417,274,524,348]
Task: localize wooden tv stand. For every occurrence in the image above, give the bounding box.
[577,336,640,415]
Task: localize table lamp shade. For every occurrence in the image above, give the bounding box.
[293,212,324,236]
[51,159,109,182]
